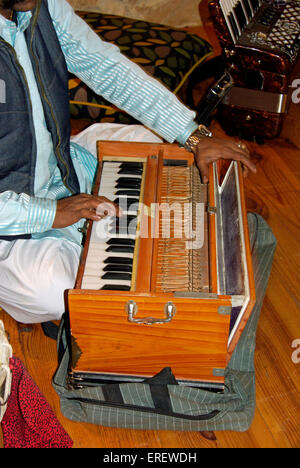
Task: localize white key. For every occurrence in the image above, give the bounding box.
[81,160,144,290]
[81,277,131,289]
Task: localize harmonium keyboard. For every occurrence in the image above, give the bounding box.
[209,0,300,139]
[67,142,255,389]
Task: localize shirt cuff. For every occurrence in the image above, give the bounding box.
[27,196,57,233]
[176,121,198,146]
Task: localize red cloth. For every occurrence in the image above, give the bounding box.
[1,357,73,448]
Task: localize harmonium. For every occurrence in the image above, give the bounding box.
[67,142,255,390]
[209,0,300,140]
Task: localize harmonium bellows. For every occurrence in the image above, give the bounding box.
[67,142,255,389]
[209,0,300,139]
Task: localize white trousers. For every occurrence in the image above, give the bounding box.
[0,124,162,323]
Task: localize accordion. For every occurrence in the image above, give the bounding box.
[209,0,300,140]
[67,142,255,390]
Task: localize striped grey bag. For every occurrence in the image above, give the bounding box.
[53,214,276,432]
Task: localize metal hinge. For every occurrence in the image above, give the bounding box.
[208,206,217,215]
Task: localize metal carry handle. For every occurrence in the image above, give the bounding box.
[126,300,176,325]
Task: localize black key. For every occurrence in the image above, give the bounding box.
[109,227,126,235]
[234,3,247,30]
[107,238,136,246]
[249,0,259,11]
[228,13,240,40]
[116,178,141,189]
[120,162,143,169]
[109,227,137,236]
[103,264,132,272]
[116,182,141,190]
[106,245,135,253]
[110,224,137,236]
[241,0,252,20]
[117,215,137,224]
[114,198,139,206]
[110,216,137,228]
[128,226,137,235]
[118,168,143,175]
[115,189,141,196]
[117,177,141,184]
[101,272,132,281]
[101,284,131,291]
[104,256,133,265]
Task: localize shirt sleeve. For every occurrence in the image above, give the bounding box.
[0,191,56,237]
[47,0,198,145]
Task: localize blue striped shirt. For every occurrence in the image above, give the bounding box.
[0,0,197,244]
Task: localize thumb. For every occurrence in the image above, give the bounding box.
[195,158,209,184]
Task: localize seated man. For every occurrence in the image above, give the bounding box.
[0,0,255,324]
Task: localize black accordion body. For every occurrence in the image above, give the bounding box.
[209,0,300,140]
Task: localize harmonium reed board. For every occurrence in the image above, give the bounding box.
[67,142,255,389]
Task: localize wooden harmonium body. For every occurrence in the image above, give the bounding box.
[209,0,300,140]
[67,142,255,390]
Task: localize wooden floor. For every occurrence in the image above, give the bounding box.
[0,120,299,448]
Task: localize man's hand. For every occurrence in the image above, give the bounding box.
[192,137,257,183]
[52,194,120,229]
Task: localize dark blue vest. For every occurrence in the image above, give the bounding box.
[0,0,80,240]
